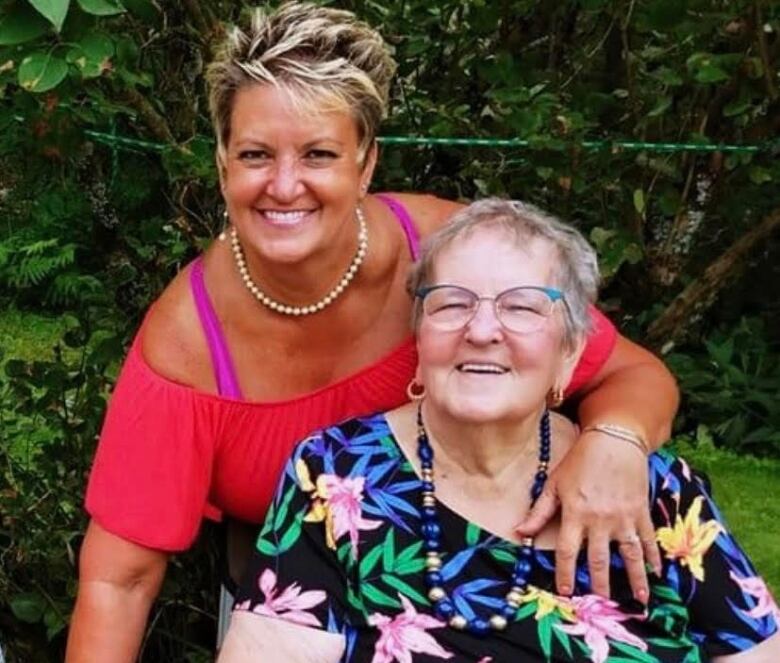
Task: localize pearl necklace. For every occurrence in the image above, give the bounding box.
[416,403,551,636]
[230,206,368,316]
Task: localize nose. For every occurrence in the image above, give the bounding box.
[464,299,504,344]
[266,156,304,202]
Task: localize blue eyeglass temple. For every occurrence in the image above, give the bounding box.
[415,285,565,301]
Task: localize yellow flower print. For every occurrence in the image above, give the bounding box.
[518,586,576,622]
[656,495,723,581]
[296,459,317,492]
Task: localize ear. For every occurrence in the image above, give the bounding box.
[359,141,379,196]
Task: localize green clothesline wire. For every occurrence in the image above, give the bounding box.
[83,129,774,155]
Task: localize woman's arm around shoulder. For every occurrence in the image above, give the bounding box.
[66,521,168,663]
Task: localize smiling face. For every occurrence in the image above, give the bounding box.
[416,227,584,424]
[219,84,376,266]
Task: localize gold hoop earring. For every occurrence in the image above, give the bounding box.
[547,386,564,409]
[406,379,425,401]
[218,209,228,241]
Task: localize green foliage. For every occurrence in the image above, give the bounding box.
[668,317,780,456]
[0,0,778,659]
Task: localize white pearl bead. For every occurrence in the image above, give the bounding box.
[428,587,446,602]
[506,590,523,604]
[489,615,508,631]
[449,615,467,630]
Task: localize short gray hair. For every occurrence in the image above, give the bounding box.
[206,2,397,163]
[407,198,600,350]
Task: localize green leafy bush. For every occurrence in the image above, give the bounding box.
[668,317,780,456]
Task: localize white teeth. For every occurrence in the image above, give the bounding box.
[458,363,507,374]
[263,210,309,224]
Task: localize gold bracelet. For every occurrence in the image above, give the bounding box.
[581,423,650,455]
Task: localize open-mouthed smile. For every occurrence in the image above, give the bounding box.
[258,208,317,227]
[456,362,510,375]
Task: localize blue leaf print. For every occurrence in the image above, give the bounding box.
[452,592,476,620]
[535,551,555,572]
[386,480,420,495]
[716,630,764,651]
[726,596,777,638]
[363,491,415,533]
[440,548,477,581]
[454,578,504,595]
[373,490,419,518]
[350,450,372,479]
[666,562,681,595]
[468,593,506,609]
[365,459,399,484]
[305,432,329,458]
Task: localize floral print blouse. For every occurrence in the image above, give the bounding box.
[234,414,779,662]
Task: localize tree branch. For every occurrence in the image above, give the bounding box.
[647,206,780,347]
[121,87,175,144]
[754,0,778,101]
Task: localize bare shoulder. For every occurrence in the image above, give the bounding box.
[140,264,213,390]
[381,192,465,238]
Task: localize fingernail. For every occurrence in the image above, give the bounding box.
[636,589,648,603]
[559,585,571,596]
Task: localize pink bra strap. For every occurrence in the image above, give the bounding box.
[190,257,243,399]
[375,194,421,260]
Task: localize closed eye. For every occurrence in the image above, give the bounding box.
[431,302,472,313]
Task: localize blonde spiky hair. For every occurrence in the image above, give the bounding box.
[206,2,397,163]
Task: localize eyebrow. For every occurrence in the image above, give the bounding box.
[231,137,347,148]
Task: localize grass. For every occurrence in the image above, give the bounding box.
[1,309,779,594]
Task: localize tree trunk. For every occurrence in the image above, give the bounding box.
[646,206,780,348]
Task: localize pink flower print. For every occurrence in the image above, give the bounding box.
[238,568,326,628]
[317,474,383,555]
[556,594,647,663]
[730,571,780,622]
[368,594,454,663]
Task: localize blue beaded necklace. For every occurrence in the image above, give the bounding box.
[416,403,552,636]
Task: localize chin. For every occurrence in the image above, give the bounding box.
[443,398,515,424]
[253,235,322,265]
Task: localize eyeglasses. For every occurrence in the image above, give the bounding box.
[415,284,566,333]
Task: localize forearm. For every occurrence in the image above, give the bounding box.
[66,521,168,663]
[577,360,678,450]
[574,330,679,451]
[66,580,158,663]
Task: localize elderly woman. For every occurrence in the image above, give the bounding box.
[220,199,779,663]
[67,4,679,661]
